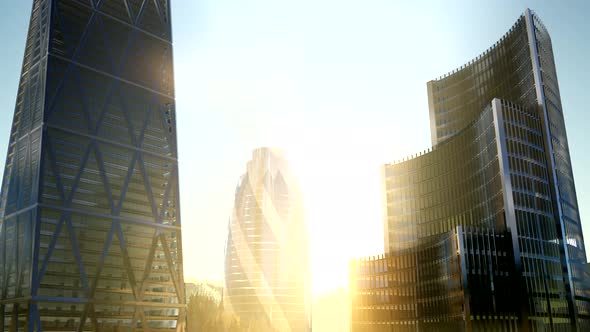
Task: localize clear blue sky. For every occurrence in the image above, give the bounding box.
[0,0,589,293]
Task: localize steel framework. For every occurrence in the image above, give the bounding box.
[0,1,185,331]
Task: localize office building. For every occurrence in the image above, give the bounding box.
[0,1,185,330]
[224,148,311,331]
[351,9,590,331]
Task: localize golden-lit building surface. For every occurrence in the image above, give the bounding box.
[351,227,517,331]
[224,148,311,331]
[351,9,590,331]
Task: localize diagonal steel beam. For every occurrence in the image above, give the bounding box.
[124,93,163,224]
[152,0,165,25]
[123,0,134,23]
[36,215,66,295]
[77,300,99,332]
[29,303,42,332]
[15,210,32,301]
[137,230,159,299]
[117,89,138,147]
[103,95,149,215]
[89,304,99,332]
[102,80,160,307]
[140,309,152,332]
[135,0,149,26]
[91,80,118,136]
[93,14,118,73]
[44,136,66,202]
[46,2,97,121]
[159,234,183,303]
[158,101,176,156]
[65,217,90,293]
[91,141,115,212]
[71,68,96,136]
[131,307,142,329]
[137,153,159,220]
[2,224,17,299]
[34,134,73,293]
[77,220,116,329]
[176,308,186,332]
[64,139,94,207]
[75,3,146,323]
[158,167,175,224]
[78,134,146,326]
[115,222,139,299]
[115,152,139,214]
[138,92,158,145]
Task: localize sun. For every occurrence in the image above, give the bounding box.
[268,114,386,297]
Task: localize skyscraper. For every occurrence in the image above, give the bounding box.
[350,9,590,331]
[224,148,311,331]
[0,1,184,330]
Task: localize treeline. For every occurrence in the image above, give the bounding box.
[185,283,275,332]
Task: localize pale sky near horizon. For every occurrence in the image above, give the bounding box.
[0,0,589,297]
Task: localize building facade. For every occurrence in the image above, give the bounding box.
[0,1,185,331]
[351,9,590,331]
[224,148,311,331]
[351,226,518,331]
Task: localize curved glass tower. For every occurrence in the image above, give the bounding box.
[224,148,311,331]
[0,1,185,330]
[351,9,589,331]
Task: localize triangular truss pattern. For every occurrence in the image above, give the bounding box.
[0,0,184,331]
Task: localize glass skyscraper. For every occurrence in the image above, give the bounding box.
[0,1,185,330]
[224,148,311,331]
[351,9,590,331]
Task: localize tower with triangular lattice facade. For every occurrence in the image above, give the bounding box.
[0,1,185,330]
